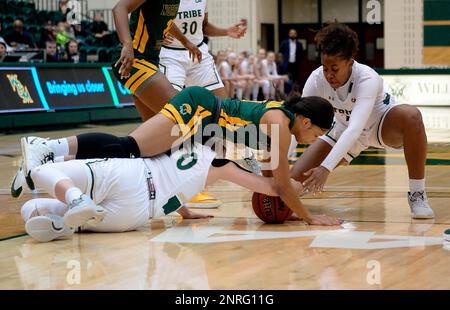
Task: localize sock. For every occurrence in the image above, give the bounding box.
[48,139,70,157]
[65,187,84,205]
[409,179,425,193]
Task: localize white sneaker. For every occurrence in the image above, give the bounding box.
[21,136,55,190]
[64,194,106,228]
[444,229,450,242]
[25,214,74,242]
[408,191,435,219]
[241,152,262,175]
[10,162,26,198]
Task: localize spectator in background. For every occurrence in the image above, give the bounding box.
[279,29,303,83]
[63,39,81,63]
[252,48,270,100]
[3,19,36,49]
[91,11,113,47]
[228,52,248,100]
[56,21,75,47]
[0,41,7,62]
[239,52,255,99]
[45,40,60,62]
[264,51,289,99]
[72,23,90,39]
[39,21,58,48]
[218,52,234,98]
[275,52,293,95]
[0,21,13,52]
[216,50,231,97]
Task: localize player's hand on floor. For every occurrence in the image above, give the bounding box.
[115,43,134,79]
[307,214,342,226]
[302,166,330,195]
[182,211,214,220]
[177,206,213,219]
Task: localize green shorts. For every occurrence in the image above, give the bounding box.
[111,55,161,96]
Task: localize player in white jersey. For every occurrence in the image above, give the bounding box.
[159,0,246,95]
[21,144,300,242]
[159,0,247,209]
[291,23,434,219]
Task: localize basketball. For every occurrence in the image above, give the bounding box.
[252,192,293,224]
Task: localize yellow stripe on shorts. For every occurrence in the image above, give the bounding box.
[133,10,145,50]
[129,71,154,94]
[163,104,185,125]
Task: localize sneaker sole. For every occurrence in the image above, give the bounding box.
[412,213,435,219]
[64,206,106,228]
[21,137,35,190]
[26,216,70,242]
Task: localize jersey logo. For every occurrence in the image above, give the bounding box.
[177,152,198,170]
[179,103,192,116]
[161,4,179,17]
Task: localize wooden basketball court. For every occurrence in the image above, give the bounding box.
[0,124,449,289]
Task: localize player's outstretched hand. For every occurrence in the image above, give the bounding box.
[227,21,247,39]
[302,166,330,195]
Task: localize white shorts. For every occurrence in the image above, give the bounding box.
[319,103,399,164]
[159,43,224,91]
[81,158,151,232]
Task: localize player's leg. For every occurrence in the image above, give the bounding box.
[31,161,106,227]
[21,198,74,242]
[113,57,178,118]
[133,95,156,121]
[379,104,434,219]
[133,72,178,115]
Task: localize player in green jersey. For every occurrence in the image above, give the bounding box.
[112,0,202,120]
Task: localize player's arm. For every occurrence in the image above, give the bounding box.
[167,23,202,63]
[112,0,145,79]
[208,161,302,197]
[202,13,246,38]
[263,111,340,226]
